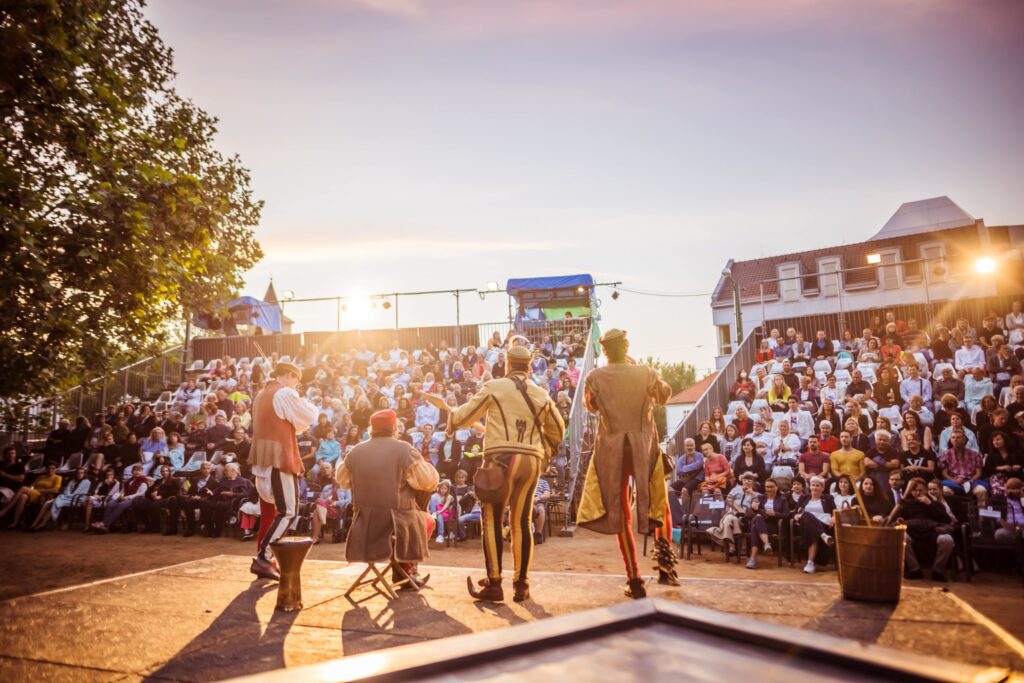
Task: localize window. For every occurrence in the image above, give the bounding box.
[718,324,733,356]
[878,250,900,290]
[779,264,800,302]
[920,242,947,283]
[818,258,841,297]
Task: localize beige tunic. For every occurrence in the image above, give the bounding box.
[578,362,672,535]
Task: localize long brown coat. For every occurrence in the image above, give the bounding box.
[578,362,672,535]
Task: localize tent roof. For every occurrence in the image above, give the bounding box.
[506,274,594,297]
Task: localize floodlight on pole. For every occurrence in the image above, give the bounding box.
[975,257,996,274]
[866,253,882,265]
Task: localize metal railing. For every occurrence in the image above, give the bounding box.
[671,328,761,452]
[563,320,598,529]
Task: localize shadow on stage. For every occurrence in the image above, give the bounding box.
[341,588,475,656]
[144,580,294,682]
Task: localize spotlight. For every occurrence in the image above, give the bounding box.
[382,300,391,310]
[486,281,500,292]
[975,257,996,274]
[576,286,585,293]
[282,290,295,302]
[866,253,882,265]
[611,290,620,300]
[341,304,348,312]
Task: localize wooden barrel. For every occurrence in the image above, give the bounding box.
[834,511,906,603]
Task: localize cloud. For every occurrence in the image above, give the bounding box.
[351,0,423,18]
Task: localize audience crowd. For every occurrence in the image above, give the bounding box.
[0,327,584,545]
[676,307,1024,580]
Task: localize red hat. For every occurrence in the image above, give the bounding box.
[370,409,397,431]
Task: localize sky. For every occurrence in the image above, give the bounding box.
[147,0,1024,375]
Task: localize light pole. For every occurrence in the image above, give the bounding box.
[722,268,743,351]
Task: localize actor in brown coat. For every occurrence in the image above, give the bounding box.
[578,328,677,598]
[338,409,439,588]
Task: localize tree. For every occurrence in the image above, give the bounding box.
[641,357,698,439]
[0,0,263,408]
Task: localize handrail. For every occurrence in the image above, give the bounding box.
[670,328,761,453]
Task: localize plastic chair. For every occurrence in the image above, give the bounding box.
[57,452,84,475]
[177,451,207,473]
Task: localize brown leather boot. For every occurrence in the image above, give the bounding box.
[624,578,647,599]
[467,576,504,602]
[512,580,530,602]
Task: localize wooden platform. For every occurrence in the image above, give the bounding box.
[0,555,1020,681]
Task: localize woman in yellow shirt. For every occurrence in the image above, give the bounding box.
[0,463,62,528]
[767,374,792,409]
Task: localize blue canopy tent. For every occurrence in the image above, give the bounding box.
[193,296,283,335]
[506,274,595,327]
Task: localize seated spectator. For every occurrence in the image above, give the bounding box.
[955,335,986,377]
[964,367,995,415]
[134,464,181,533]
[770,421,801,484]
[890,477,956,582]
[746,478,789,569]
[907,394,935,427]
[839,329,858,353]
[858,337,882,364]
[989,345,1021,395]
[30,467,91,531]
[720,423,741,460]
[816,420,840,455]
[930,326,956,366]
[673,438,704,508]
[873,367,901,410]
[798,435,831,482]
[731,437,766,484]
[791,332,812,366]
[793,476,836,574]
[82,468,120,530]
[709,473,757,551]
[938,412,979,452]
[843,416,871,453]
[994,477,1023,547]
[167,462,217,537]
[709,406,728,437]
[819,374,845,406]
[767,374,792,410]
[794,375,819,412]
[844,401,872,437]
[750,418,775,467]
[866,429,901,490]
[0,446,25,506]
[532,475,552,544]
[91,464,149,533]
[830,430,866,481]
[938,427,987,505]
[984,431,1023,498]
[311,427,341,481]
[731,405,753,437]
[899,431,937,482]
[429,479,456,544]
[898,410,933,452]
[844,369,872,402]
[899,363,932,410]
[880,336,904,366]
[699,442,733,493]
[810,330,834,365]
[693,420,720,455]
[0,463,62,528]
[815,399,843,433]
[197,461,251,538]
[858,475,893,524]
[730,371,756,402]
[756,338,774,364]
[832,475,856,508]
[175,379,202,415]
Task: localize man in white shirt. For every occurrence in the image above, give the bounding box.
[954,336,986,378]
[250,361,319,580]
[772,420,802,466]
[414,397,441,429]
[783,397,815,442]
[750,419,775,467]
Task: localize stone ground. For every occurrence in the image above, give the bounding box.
[1,552,1022,681]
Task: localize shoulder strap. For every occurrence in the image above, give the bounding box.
[509,376,545,437]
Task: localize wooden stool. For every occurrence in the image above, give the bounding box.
[270,536,313,611]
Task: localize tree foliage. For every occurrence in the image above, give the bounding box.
[641,357,698,439]
[0,0,263,402]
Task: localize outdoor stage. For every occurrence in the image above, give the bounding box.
[0,555,1021,681]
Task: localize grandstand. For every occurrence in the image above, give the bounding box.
[1,275,602,540]
[669,198,1024,583]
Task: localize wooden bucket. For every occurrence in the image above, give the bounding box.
[834,509,906,603]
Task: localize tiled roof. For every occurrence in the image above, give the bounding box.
[667,372,717,405]
[712,224,982,306]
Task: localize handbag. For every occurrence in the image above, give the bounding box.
[473,459,507,504]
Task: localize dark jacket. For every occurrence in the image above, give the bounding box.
[732,453,766,482]
[794,494,837,518]
[754,493,790,520]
